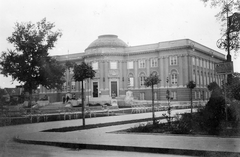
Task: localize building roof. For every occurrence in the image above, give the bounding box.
[85,35,128,50]
[54,36,225,61]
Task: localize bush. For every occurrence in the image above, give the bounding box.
[172,113,192,134]
[201,96,226,135]
[104,103,111,106]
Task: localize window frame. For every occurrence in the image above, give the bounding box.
[110,61,118,69]
[151,58,158,67]
[139,60,146,68]
[92,62,98,70]
[127,61,134,69]
[170,56,177,65]
[171,71,178,85]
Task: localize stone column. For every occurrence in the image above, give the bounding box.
[105,61,109,90]
[146,58,150,76]
[164,56,169,87]
[119,61,123,90]
[134,60,138,88]
[160,57,164,87]
[183,54,189,86]
[179,55,183,87]
[100,61,104,90]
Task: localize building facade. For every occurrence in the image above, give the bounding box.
[39,35,226,104]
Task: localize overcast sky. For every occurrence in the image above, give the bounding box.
[0,0,240,88]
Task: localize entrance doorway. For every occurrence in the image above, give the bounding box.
[93,82,98,97]
[111,81,117,97]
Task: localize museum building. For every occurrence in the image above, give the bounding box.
[39,35,226,104]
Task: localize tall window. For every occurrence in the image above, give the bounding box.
[139,60,146,68]
[92,62,98,70]
[207,73,209,85]
[193,70,196,82]
[70,68,74,74]
[196,58,199,66]
[154,92,157,100]
[198,91,201,99]
[71,81,76,90]
[127,61,134,69]
[63,82,66,91]
[200,71,203,85]
[170,56,177,65]
[171,71,177,85]
[199,59,202,67]
[151,58,158,67]
[204,72,206,86]
[140,73,145,86]
[192,57,195,65]
[140,93,145,100]
[110,61,117,69]
[128,73,134,87]
[171,91,177,100]
[196,71,200,85]
[203,60,205,68]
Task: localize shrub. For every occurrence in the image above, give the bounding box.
[104,103,111,106]
[172,113,192,134]
[202,96,226,135]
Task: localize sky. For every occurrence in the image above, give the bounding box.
[0,0,240,88]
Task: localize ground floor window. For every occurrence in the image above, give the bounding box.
[154,92,157,100]
[171,91,177,100]
[140,92,145,100]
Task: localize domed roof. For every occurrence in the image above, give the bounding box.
[85,35,128,50]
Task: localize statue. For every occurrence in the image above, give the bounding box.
[124,91,134,105]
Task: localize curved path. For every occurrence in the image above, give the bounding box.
[1,109,240,156]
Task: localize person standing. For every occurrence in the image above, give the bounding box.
[62,96,66,104]
[66,96,69,102]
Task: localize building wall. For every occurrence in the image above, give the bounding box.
[39,39,226,103]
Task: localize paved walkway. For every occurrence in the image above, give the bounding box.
[13,109,240,156]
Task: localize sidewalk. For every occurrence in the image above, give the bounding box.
[14,109,240,156]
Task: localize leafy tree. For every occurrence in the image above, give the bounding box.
[204,82,226,134]
[187,81,196,115]
[0,88,7,113]
[225,73,240,100]
[144,72,161,125]
[73,62,95,126]
[201,0,240,58]
[65,60,76,71]
[0,18,65,107]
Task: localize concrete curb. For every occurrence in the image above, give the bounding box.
[14,136,239,157]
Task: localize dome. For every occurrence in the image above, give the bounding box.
[85,35,128,50]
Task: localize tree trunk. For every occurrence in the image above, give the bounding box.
[81,80,85,127]
[152,84,155,125]
[190,88,193,115]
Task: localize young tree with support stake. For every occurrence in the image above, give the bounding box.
[0,18,65,107]
[144,72,161,125]
[187,81,196,115]
[73,62,95,127]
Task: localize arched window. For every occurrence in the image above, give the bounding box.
[204,72,206,86]
[139,72,146,86]
[171,70,177,85]
[193,70,196,82]
[128,73,134,87]
[200,71,203,85]
[197,71,199,85]
[71,80,76,90]
[63,82,66,91]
